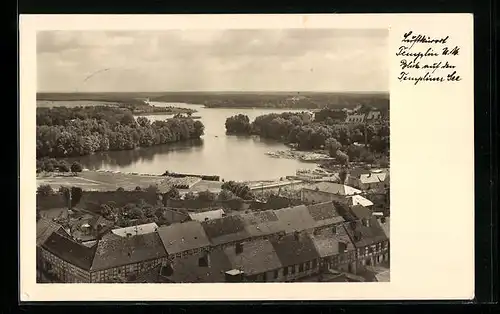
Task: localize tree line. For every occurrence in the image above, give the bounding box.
[225,110,389,167]
[36,106,205,159]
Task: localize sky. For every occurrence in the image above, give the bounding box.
[37,29,389,92]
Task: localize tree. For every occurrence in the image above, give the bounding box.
[70,161,83,173]
[37,184,54,196]
[70,187,83,208]
[135,186,142,191]
[197,190,216,202]
[183,191,196,200]
[116,187,125,192]
[164,187,180,200]
[218,189,235,201]
[58,160,70,172]
[325,138,341,157]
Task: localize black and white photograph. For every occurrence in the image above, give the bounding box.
[35,28,390,284]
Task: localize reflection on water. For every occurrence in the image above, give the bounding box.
[71,102,317,181]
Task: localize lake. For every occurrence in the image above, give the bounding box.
[71,102,318,181]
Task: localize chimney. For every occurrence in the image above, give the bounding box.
[294,231,300,241]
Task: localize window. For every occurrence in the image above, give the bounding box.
[198,256,208,267]
[283,267,289,276]
[305,261,310,271]
[274,270,279,279]
[312,259,317,269]
[291,266,296,274]
[299,264,304,272]
[236,243,243,254]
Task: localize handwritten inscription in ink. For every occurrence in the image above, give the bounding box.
[396,31,462,85]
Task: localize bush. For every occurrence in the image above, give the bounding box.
[37,184,54,196]
[70,161,83,173]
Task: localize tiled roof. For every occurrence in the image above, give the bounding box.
[202,215,250,245]
[37,218,65,246]
[304,182,361,196]
[188,209,225,222]
[111,222,159,238]
[343,218,388,248]
[157,221,211,254]
[309,227,343,258]
[224,239,282,276]
[91,232,167,271]
[349,195,374,207]
[42,232,96,271]
[162,249,232,283]
[274,205,316,233]
[306,202,345,228]
[270,232,320,267]
[240,210,283,238]
[350,205,373,220]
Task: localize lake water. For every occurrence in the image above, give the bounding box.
[72,102,317,181]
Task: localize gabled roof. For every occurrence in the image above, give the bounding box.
[91,232,167,271]
[201,215,250,245]
[270,233,320,267]
[309,227,342,258]
[42,232,96,271]
[224,239,282,276]
[240,210,283,238]
[304,182,361,196]
[188,209,225,222]
[157,221,211,254]
[306,202,345,228]
[343,218,388,248]
[111,222,159,238]
[37,218,65,246]
[274,205,316,233]
[163,249,232,283]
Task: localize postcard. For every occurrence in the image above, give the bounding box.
[20,13,474,301]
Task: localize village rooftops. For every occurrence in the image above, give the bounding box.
[350,205,373,220]
[270,232,320,268]
[348,195,374,207]
[157,220,211,255]
[91,232,167,271]
[359,172,388,184]
[111,222,159,238]
[304,182,362,196]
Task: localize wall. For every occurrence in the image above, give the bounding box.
[91,256,168,283]
[355,240,389,271]
[40,248,91,283]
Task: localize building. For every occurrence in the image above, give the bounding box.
[343,217,389,271]
[111,222,159,238]
[157,220,211,260]
[366,111,382,121]
[300,182,362,204]
[39,231,168,283]
[347,169,389,191]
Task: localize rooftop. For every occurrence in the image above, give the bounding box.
[37,218,66,246]
[91,232,167,271]
[224,239,282,276]
[201,215,250,245]
[111,222,159,238]
[343,218,388,248]
[157,221,211,255]
[274,205,317,233]
[270,232,320,267]
[42,232,96,271]
[188,209,225,222]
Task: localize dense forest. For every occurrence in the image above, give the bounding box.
[36,106,205,159]
[225,108,390,167]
